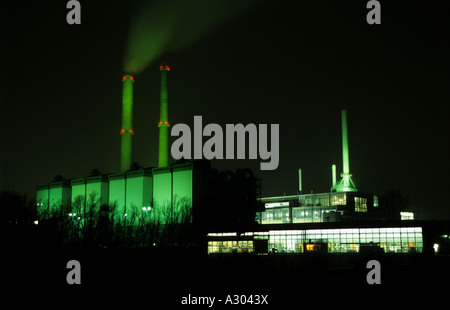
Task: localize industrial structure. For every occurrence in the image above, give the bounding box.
[158,64,170,168]
[120,74,134,173]
[36,65,203,226]
[36,65,432,255]
[207,109,425,255]
[257,108,379,226]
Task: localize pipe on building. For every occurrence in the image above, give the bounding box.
[298,169,302,194]
[332,164,337,189]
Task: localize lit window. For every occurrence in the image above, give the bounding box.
[355,197,367,212]
[373,195,379,207]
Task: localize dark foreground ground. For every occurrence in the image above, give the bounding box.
[3,222,450,307]
[4,245,450,308]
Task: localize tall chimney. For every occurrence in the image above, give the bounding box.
[335,108,357,192]
[298,169,302,194]
[331,164,337,190]
[120,74,134,173]
[341,109,350,176]
[158,64,170,167]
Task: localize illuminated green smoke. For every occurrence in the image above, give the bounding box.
[123,0,257,74]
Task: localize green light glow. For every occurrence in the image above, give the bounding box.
[342,109,350,175]
[121,74,134,173]
[158,66,169,167]
[334,109,357,192]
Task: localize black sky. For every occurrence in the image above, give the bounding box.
[0,0,449,219]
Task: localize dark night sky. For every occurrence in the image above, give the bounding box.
[0,0,448,219]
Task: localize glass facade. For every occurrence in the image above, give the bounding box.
[261,208,290,224]
[208,240,254,254]
[208,227,423,254]
[260,207,340,224]
[259,192,379,224]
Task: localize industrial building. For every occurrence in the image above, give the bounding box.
[206,109,427,255]
[207,223,424,254]
[36,65,430,255]
[36,65,205,226]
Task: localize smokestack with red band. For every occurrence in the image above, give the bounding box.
[158,64,170,167]
[120,74,134,173]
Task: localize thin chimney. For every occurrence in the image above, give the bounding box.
[120,74,134,173]
[158,64,170,167]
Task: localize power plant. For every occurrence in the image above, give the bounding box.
[36,65,206,226]
[35,65,426,255]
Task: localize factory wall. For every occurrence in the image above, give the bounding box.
[71,176,109,208]
[36,181,72,218]
[108,173,126,218]
[71,178,86,204]
[86,175,109,206]
[49,182,71,212]
[125,169,153,212]
[152,163,194,224]
[36,161,210,225]
[152,167,172,210]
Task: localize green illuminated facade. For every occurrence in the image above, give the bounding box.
[152,163,194,224]
[36,161,208,226]
[121,74,134,173]
[36,181,71,219]
[36,66,204,234]
[108,169,153,218]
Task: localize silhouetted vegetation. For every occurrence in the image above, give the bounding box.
[36,192,194,249]
[0,190,36,225]
[380,189,409,220]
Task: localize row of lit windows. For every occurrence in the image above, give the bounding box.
[268,235,422,244]
[298,193,347,207]
[267,241,423,254]
[208,240,423,254]
[261,207,338,223]
[208,241,253,254]
[265,227,422,235]
[208,227,423,254]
